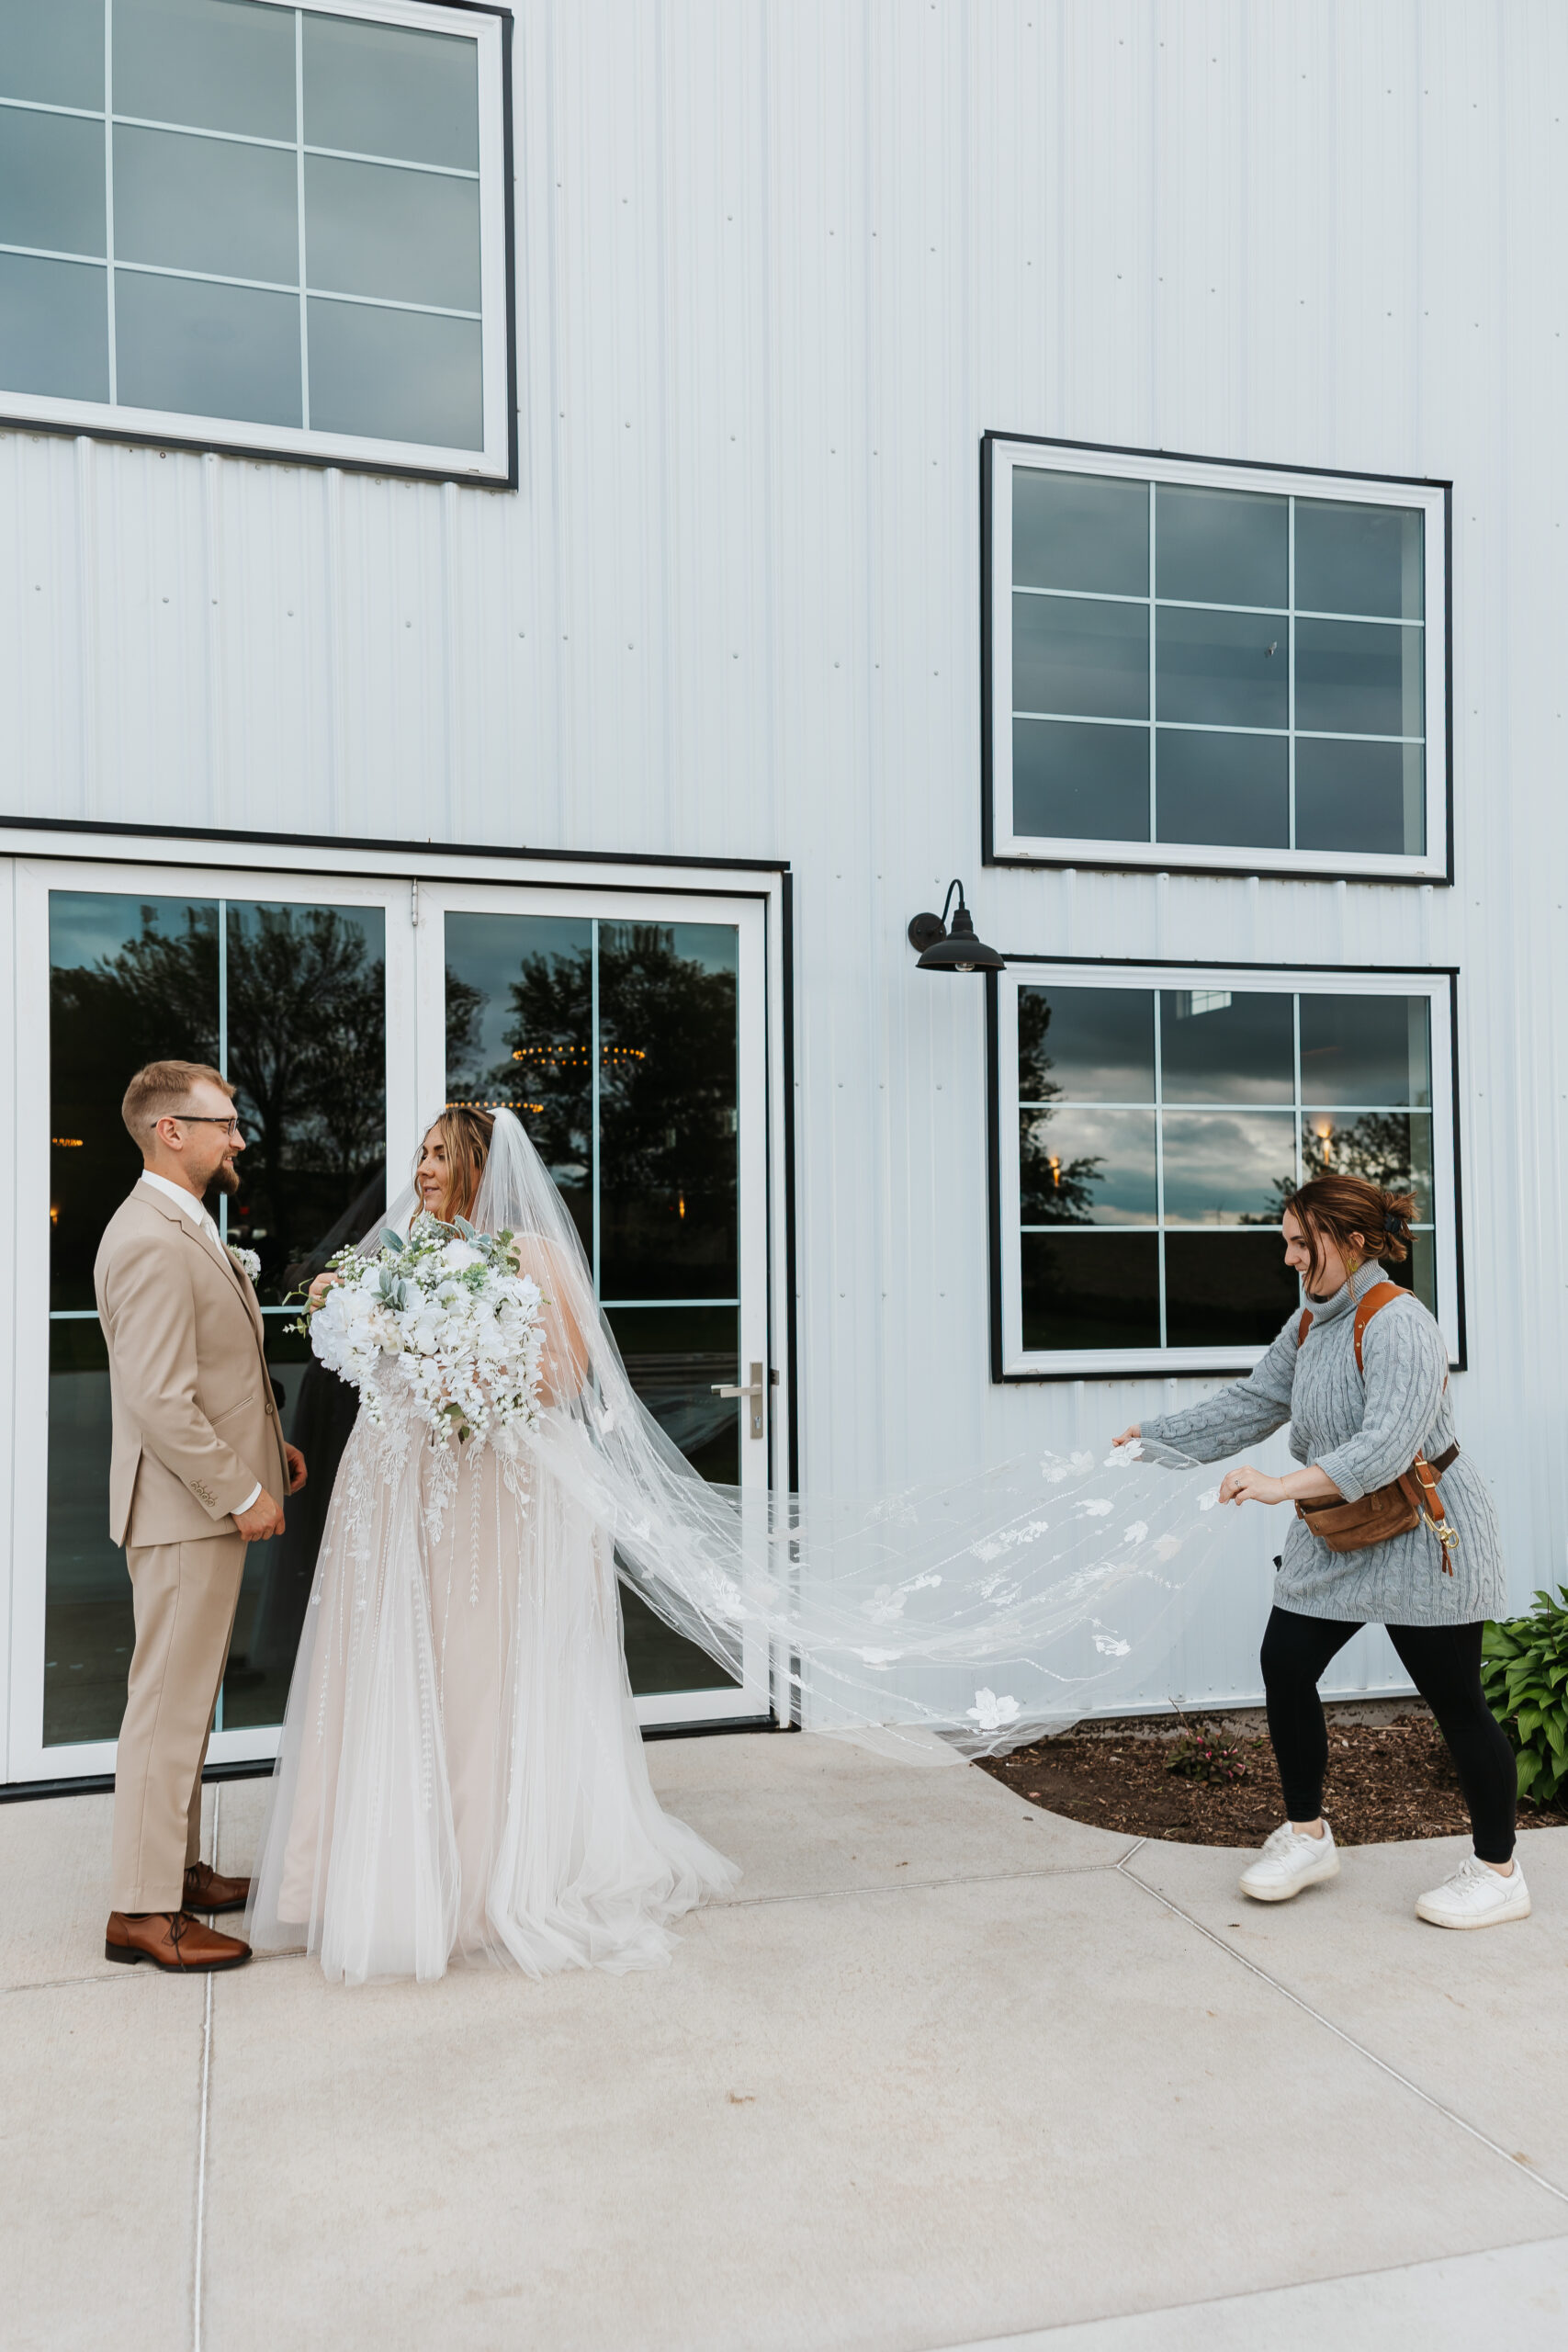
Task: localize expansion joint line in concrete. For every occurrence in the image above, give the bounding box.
[1115,1842,1568,2211]
[716,1854,1138,1910]
[191,1785,220,2352]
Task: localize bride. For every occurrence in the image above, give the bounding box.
[245,1104,739,1985]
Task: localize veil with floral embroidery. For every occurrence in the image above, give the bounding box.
[439,1109,1221,1756]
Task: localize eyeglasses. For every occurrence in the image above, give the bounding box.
[170,1115,243,1139]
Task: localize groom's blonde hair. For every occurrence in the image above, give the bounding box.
[121,1059,234,1147]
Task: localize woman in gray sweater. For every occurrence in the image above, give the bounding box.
[1116,1173,1526,1932]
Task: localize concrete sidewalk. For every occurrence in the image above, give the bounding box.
[3,1731,1565,2351]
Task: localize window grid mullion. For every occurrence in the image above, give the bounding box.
[296,8,310,427]
[104,0,117,403]
[591,918,602,1297]
[1147,481,1157,847]
[1152,988,1167,1348]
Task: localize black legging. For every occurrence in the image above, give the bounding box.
[1259,1607,1517,1864]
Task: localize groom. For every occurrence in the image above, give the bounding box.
[96,1061,306,1972]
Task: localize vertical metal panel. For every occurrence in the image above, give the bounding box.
[2,0,1565,1713]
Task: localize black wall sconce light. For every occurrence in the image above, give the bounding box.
[906,880,1006,974]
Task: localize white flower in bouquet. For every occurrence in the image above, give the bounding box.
[299,1213,546,1446]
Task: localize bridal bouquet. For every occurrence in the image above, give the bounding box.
[301,1214,546,1448]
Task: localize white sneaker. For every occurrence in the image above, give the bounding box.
[1239,1819,1340,1903]
[1416,1851,1531,1929]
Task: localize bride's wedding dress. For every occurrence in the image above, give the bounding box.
[247,1108,1222,1987]
[246,1121,738,1986]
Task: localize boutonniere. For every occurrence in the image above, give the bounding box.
[227,1243,262,1285]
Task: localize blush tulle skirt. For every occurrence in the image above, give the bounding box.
[245,1401,739,1985]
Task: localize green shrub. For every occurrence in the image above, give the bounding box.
[1482,1587,1568,1808]
[1165,1726,1247,1785]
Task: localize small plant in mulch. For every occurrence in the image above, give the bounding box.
[1164,1722,1248,1785]
[1483,1587,1568,1808]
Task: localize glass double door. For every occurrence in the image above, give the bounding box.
[423,884,772,1720]
[15,860,773,1781]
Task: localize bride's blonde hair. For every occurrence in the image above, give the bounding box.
[422,1104,495,1223]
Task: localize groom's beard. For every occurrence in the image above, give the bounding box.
[208,1158,242,1199]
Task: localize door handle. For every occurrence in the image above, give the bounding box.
[712,1362,766,1440]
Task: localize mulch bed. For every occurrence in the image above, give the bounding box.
[977,1713,1568,1847]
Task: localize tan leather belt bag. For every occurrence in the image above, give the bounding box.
[1292,1283,1460,1570]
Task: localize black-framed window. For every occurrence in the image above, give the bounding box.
[984,436,1450,883]
[991,965,1461,1379]
[0,0,513,480]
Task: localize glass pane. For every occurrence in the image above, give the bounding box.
[1406,1230,1437,1315]
[598,922,739,1302]
[1295,737,1424,856]
[1010,718,1148,842]
[1160,1108,1297,1226]
[116,269,301,424]
[225,902,387,1307]
[1298,994,1431,1107]
[1156,483,1287,609]
[114,0,295,141]
[50,890,219,1311]
[1013,592,1148,719]
[1020,1108,1156,1225]
[0,0,104,108]
[304,154,479,310]
[1295,498,1423,620]
[114,124,298,284]
[607,1296,741,1694]
[1156,605,1287,729]
[1155,728,1288,848]
[1302,1111,1434,1221]
[302,10,479,171]
[1021,1232,1159,1351]
[1018,986,1155,1104]
[0,105,104,254]
[1164,1232,1301,1348]
[306,296,480,447]
[44,1317,132,1747]
[0,251,108,400]
[1011,467,1147,596]
[607,1306,739,1484]
[219,1323,335,1730]
[1159,988,1293,1104]
[443,911,594,1262]
[1295,617,1423,738]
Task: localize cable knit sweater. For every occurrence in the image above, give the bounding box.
[1140,1262,1505,1627]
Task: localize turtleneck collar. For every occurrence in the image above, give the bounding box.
[1303,1259,1383,1325]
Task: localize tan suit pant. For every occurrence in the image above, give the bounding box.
[110,1531,247,1912]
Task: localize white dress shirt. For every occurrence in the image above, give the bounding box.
[138,1171,264,1515]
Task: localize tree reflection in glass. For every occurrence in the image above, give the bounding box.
[225,902,388,1304]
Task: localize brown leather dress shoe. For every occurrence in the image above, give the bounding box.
[184,1859,252,1914]
[105,1910,252,1973]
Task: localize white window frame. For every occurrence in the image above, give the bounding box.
[0,0,513,483]
[984,436,1450,883]
[991,962,1461,1381]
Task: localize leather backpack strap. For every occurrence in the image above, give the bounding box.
[1296,1308,1313,1348]
[1351,1281,1406,1374]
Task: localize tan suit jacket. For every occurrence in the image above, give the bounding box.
[94,1186,288,1546]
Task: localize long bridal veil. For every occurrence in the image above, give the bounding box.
[417,1109,1226,1758]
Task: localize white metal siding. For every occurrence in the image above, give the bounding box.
[3,0,1563,1718]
